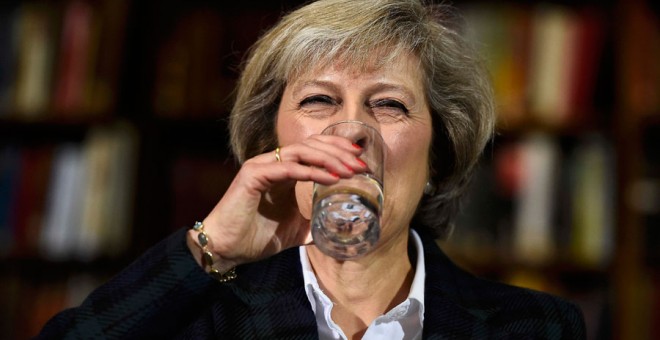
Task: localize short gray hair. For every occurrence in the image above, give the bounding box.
[229,0,495,239]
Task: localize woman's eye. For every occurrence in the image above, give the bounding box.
[299,95,335,107]
[370,99,409,115]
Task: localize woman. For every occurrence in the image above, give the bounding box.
[38,0,585,339]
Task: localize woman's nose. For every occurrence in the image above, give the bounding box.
[325,104,382,146]
[335,101,378,127]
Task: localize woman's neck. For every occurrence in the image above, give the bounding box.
[306,230,414,339]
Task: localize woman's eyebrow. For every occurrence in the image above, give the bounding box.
[368,82,417,103]
[292,80,341,98]
[292,80,416,97]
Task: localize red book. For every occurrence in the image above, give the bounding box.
[566,8,606,126]
[52,0,93,115]
[11,147,53,256]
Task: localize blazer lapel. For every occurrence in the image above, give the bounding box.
[222,247,318,339]
[419,229,500,339]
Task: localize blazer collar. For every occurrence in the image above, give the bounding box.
[415,228,493,338]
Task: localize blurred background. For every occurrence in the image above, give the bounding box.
[0,0,657,338]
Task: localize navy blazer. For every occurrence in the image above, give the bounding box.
[37,227,585,339]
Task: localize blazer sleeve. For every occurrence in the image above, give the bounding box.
[35,228,218,339]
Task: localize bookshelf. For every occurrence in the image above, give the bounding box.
[0,0,657,339]
[447,1,659,340]
[1,0,131,338]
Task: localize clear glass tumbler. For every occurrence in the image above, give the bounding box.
[311,120,384,260]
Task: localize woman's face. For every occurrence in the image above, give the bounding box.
[276,53,433,245]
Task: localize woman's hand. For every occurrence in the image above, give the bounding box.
[186,134,365,272]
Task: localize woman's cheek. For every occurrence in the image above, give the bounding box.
[380,132,430,226]
[295,181,314,220]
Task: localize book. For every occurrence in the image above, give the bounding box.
[11,146,53,257]
[0,146,21,256]
[52,0,94,115]
[512,133,559,264]
[569,135,615,268]
[13,3,56,117]
[86,0,129,115]
[528,4,576,127]
[77,127,111,260]
[36,122,138,261]
[565,8,606,126]
[39,144,86,260]
[619,0,660,116]
[77,122,138,259]
[103,122,138,257]
[0,3,20,114]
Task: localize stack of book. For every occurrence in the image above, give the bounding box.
[0,0,128,119]
[0,122,138,261]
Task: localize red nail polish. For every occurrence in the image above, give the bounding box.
[344,164,354,173]
[356,158,367,167]
[330,172,340,178]
[352,143,362,150]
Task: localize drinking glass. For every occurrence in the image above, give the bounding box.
[311,120,384,260]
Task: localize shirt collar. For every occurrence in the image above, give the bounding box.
[408,228,426,320]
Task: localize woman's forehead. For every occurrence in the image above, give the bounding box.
[286,52,424,86]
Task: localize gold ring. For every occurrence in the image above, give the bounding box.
[275,147,281,162]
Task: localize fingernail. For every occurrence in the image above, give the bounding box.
[352,143,362,150]
[344,164,354,173]
[356,158,367,167]
[330,172,340,178]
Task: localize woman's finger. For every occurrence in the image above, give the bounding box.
[238,159,346,194]
[249,137,366,176]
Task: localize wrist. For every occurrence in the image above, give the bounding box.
[186,221,238,282]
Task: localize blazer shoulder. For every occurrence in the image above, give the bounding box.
[420,231,586,339]
[479,277,586,339]
[37,228,219,339]
[464,274,585,335]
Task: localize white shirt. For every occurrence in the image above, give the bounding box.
[299,230,426,340]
